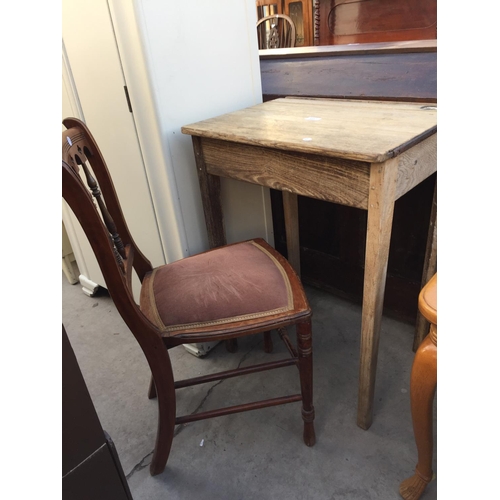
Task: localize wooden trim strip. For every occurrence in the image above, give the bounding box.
[175,394,303,425]
[278,327,298,358]
[145,267,167,330]
[250,240,293,309]
[259,39,437,60]
[174,358,298,389]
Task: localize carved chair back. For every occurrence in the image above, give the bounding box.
[62,118,167,358]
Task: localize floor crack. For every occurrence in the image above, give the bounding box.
[174,340,260,438]
[125,340,261,478]
[125,450,154,480]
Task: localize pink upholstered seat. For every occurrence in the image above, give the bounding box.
[140,239,297,334]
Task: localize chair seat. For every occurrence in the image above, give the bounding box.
[418,273,437,325]
[140,239,310,338]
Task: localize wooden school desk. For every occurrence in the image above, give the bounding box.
[182,97,437,429]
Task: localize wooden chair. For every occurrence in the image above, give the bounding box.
[256,13,296,49]
[400,273,437,499]
[61,117,315,476]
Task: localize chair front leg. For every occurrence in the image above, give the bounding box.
[147,347,177,476]
[297,319,316,446]
[400,328,437,499]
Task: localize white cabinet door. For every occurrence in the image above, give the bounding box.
[62,0,166,300]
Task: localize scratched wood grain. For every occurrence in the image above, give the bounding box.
[201,137,371,209]
[357,156,400,429]
[282,191,301,275]
[395,134,437,200]
[192,136,226,248]
[182,98,437,163]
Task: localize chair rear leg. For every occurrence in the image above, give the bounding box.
[297,319,316,446]
[263,331,273,353]
[225,339,238,352]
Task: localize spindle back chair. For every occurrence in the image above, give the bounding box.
[256,13,296,49]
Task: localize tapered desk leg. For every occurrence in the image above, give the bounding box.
[192,136,226,249]
[400,328,437,500]
[357,160,398,430]
[413,182,437,351]
[282,191,301,276]
[192,136,238,352]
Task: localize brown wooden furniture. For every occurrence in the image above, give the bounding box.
[258,0,436,48]
[62,117,315,477]
[63,325,134,500]
[315,0,436,46]
[282,0,314,46]
[400,273,437,499]
[257,13,296,49]
[182,97,437,430]
[259,40,437,349]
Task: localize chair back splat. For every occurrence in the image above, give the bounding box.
[257,13,296,49]
[62,117,315,476]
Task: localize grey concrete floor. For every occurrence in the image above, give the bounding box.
[62,272,437,500]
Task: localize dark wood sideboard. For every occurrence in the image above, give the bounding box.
[256,0,436,48]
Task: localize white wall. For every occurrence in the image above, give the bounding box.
[110,0,274,260]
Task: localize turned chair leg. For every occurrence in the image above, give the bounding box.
[263,330,273,353]
[297,319,316,446]
[225,339,238,352]
[226,333,273,353]
[400,328,437,500]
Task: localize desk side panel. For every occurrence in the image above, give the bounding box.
[202,138,370,209]
[395,134,437,200]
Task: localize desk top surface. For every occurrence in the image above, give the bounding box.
[181,98,437,163]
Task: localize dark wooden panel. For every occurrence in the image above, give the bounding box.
[62,325,105,476]
[283,0,314,47]
[318,0,437,46]
[63,443,131,500]
[261,51,437,102]
[63,325,134,500]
